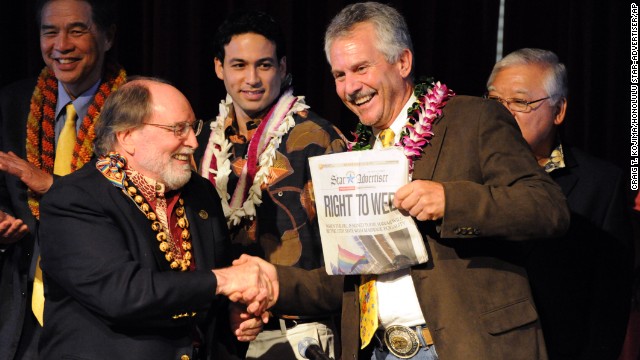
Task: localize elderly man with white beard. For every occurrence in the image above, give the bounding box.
[37,77,272,360]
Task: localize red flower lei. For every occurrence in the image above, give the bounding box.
[26,63,127,218]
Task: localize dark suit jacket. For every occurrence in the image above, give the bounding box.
[526,146,633,360]
[38,161,232,359]
[274,96,570,360]
[0,78,41,360]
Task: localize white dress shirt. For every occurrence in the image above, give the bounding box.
[373,94,427,328]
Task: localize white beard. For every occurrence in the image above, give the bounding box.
[138,147,194,190]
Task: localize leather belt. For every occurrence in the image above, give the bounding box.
[377,325,434,359]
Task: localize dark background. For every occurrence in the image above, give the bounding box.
[0,0,631,194]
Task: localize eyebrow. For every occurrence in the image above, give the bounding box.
[41,21,91,30]
[228,57,276,63]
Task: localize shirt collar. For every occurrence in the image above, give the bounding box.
[55,79,101,121]
[539,143,566,173]
[373,94,416,149]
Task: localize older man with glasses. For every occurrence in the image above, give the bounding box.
[37,77,273,359]
[487,48,634,360]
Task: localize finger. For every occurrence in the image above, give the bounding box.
[394,183,413,204]
[260,272,274,303]
[236,334,259,342]
[17,224,28,239]
[232,254,253,266]
[228,291,243,303]
[398,192,420,213]
[4,221,20,238]
[246,296,268,316]
[238,316,263,331]
[240,286,262,305]
[0,220,10,235]
[237,311,251,320]
[261,311,270,323]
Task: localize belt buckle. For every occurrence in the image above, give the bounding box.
[383,325,420,359]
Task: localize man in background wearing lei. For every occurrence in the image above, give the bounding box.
[198,10,346,360]
[236,2,571,359]
[487,48,633,360]
[0,0,126,359]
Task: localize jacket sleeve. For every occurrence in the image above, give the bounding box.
[438,98,570,240]
[272,265,343,316]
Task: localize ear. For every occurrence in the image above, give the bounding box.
[396,49,413,78]
[278,56,287,80]
[553,98,567,126]
[214,57,224,80]
[115,128,136,156]
[103,24,116,52]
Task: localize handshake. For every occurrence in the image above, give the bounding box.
[212,254,278,341]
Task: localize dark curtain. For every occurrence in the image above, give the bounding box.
[0,0,628,174]
[0,0,498,135]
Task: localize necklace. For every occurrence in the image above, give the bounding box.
[200,87,308,227]
[348,78,454,173]
[96,153,192,271]
[26,63,127,219]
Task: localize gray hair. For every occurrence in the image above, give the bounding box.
[94,76,169,155]
[487,48,567,106]
[324,2,413,73]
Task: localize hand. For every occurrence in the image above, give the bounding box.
[0,151,53,195]
[232,254,279,311]
[394,180,445,221]
[212,259,274,317]
[229,302,265,342]
[0,210,29,244]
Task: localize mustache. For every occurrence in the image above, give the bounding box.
[174,147,195,156]
[346,89,376,103]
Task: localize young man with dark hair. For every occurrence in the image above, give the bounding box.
[199,10,346,360]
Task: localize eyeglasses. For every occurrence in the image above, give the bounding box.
[484,94,550,113]
[143,119,203,138]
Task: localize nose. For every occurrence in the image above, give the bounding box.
[245,67,260,86]
[344,74,362,99]
[54,32,73,52]
[183,127,198,149]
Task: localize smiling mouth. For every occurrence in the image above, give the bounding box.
[347,89,376,107]
[354,94,374,106]
[173,154,191,161]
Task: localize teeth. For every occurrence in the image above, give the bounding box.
[58,59,74,64]
[173,154,189,161]
[354,95,373,105]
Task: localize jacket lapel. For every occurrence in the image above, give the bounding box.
[412,117,447,181]
[107,179,174,271]
[550,146,579,197]
[182,180,217,270]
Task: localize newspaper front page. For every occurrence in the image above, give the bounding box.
[309,148,428,275]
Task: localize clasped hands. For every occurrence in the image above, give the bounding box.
[212,254,278,341]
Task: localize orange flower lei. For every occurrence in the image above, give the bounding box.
[26,63,127,218]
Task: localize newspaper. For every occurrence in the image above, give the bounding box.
[309,148,428,275]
